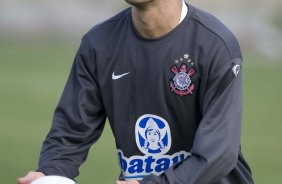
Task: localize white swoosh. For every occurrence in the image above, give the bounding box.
[112,72,130,80]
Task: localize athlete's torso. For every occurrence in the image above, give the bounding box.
[82,4,252,183]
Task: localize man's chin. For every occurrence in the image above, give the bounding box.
[124,0,154,7]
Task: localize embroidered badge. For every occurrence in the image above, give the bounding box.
[170,63,196,97]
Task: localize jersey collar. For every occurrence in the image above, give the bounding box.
[179,0,188,24]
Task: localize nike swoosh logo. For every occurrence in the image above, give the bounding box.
[112,72,130,80]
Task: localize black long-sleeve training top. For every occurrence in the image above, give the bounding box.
[38,3,254,184]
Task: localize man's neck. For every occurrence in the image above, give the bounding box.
[131,0,183,39]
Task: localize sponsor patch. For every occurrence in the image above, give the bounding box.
[117,149,190,180]
[117,114,191,180]
[135,114,171,155]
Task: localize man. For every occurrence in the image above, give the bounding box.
[18,0,254,183]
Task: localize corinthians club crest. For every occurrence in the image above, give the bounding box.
[170,63,196,97]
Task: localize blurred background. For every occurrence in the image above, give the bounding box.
[0,0,281,183]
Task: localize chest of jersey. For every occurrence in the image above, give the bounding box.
[93,24,206,180]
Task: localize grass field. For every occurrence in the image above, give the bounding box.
[0,38,281,184]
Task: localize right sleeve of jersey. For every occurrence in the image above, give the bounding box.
[37,36,106,178]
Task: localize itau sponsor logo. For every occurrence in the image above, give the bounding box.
[117,114,191,180]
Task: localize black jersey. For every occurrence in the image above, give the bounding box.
[38,4,253,184]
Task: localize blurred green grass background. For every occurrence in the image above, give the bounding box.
[0,38,281,184]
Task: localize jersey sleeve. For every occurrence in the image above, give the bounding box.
[141,54,243,184]
[37,36,106,178]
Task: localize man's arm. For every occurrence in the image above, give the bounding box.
[37,36,106,178]
[141,57,243,184]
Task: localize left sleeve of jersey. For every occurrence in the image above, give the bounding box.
[141,57,243,184]
[37,36,107,178]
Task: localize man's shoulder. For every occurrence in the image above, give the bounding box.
[190,5,242,59]
[91,8,130,32]
[82,8,131,44]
